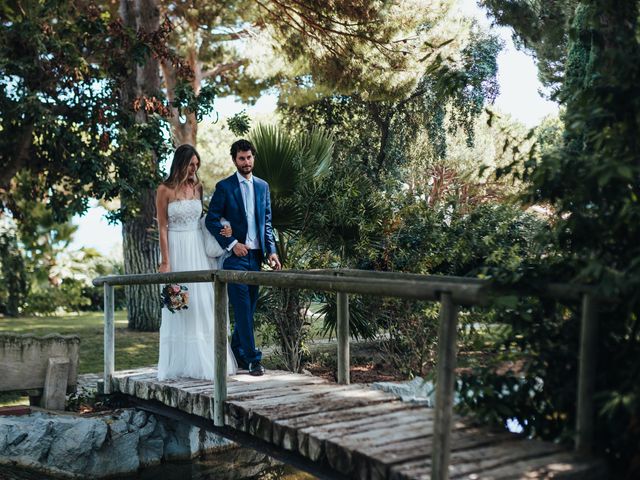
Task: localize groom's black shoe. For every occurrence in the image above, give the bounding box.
[248,361,265,376]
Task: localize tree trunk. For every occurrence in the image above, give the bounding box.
[120,0,162,330]
[161,43,201,146]
[368,102,392,179]
[0,123,34,191]
[123,190,160,331]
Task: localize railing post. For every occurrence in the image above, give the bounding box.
[337,290,350,385]
[576,292,598,455]
[103,283,115,395]
[432,291,458,480]
[213,275,228,427]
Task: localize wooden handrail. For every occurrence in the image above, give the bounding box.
[93,270,217,286]
[94,268,603,480]
[297,268,609,303]
[92,268,608,303]
[93,269,489,305]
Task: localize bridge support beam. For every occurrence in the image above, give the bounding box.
[432,291,458,480]
[103,283,115,395]
[576,293,598,455]
[214,276,228,427]
[337,291,350,385]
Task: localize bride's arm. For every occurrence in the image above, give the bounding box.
[156,185,171,273]
[200,184,232,237]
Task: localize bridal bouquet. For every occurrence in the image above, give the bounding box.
[160,284,189,313]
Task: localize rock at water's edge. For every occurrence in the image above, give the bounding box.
[0,408,233,478]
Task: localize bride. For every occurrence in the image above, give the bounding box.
[155,144,238,380]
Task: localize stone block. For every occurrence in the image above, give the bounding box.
[0,334,79,393]
[42,357,70,410]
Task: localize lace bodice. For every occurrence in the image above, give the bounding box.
[167,199,202,231]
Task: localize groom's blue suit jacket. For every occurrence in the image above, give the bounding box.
[205,173,277,257]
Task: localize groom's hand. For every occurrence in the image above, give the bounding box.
[268,253,282,271]
[233,243,249,257]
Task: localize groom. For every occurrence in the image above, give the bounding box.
[205,139,281,376]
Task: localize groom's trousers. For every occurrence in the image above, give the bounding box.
[224,250,262,365]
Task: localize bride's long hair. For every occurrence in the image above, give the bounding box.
[163,144,202,194]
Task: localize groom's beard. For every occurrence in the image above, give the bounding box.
[238,165,253,174]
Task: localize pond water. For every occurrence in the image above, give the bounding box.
[0,445,318,480]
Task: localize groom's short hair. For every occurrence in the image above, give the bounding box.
[230,139,256,160]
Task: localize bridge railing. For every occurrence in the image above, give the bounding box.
[93,268,602,480]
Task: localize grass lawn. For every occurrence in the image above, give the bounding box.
[0,304,330,377]
[0,311,158,375]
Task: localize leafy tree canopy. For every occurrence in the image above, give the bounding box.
[0,0,164,221]
[280,25,502,181]
[475,1,640,472]
[159,1,494,110]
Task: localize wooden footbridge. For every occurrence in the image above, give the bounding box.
[108,367,604,479]
[93,269,608,479]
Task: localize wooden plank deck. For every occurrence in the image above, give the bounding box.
[109,368,606,479]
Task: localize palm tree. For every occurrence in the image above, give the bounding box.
[249,124,333,372]
[250,123,333,266]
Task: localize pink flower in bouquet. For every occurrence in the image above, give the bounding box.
[161,283,189,313]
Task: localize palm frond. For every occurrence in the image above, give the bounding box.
[250,123,304,231]
[250,123,299,198]
[271,197,304,235]
[318,295,379,341]
[298,127,334,185]
[250,123,335,234]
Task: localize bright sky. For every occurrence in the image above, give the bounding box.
[70,0,559,257]
[456,0,558,125]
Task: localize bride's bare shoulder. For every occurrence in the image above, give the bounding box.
[156,183,175,201]
[157,183,172,194]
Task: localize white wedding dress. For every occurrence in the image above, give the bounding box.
[158,199,237,380]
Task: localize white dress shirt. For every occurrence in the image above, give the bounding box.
[227,172,260,251]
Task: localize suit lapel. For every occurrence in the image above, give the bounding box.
[254,179,264,222]
[231,174,246,216]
